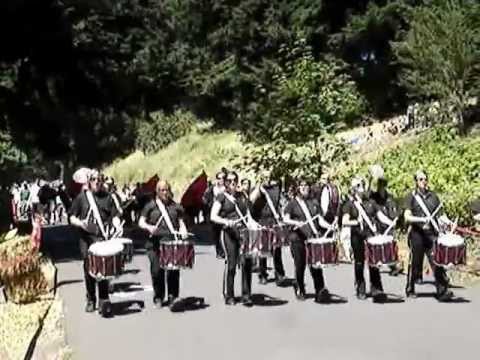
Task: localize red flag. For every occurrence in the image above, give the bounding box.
[181,171,208,209]
[142,174,159,194]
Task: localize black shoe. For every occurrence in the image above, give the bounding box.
[356,283,367,300]
[437,290,454,302]
[275,274,286,286]
[406,289,417,299]
[241,295,253,307]
[293,284,306,301]
[225,297,236,305]
[315,288,331,304]
[371,288,387,303]
[85,300,95,313]
[169,297,181,312]
[258,276,268,285]
[99,300,113,318]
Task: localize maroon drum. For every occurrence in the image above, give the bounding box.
[88,240,124,280]
[240,228,273,258]
[158,239,195,270]
[433,234,466,268]
[306,238,338,268]
[269,225,289,247]
[366,235,398,267]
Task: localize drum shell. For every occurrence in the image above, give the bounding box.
[432,242,466,268]
[366,240,398,267]
[306,239,338,268]
[239,228,274,258]
[88,252,124,280]
[158,239,195,270]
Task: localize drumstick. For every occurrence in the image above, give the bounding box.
[383,217,399,236]
[319,218,338,240]
[293,213,322,230]
[427,203,443,223]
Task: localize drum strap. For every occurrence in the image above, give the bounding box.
[224,192,249,227]
[296,197,319,236]
[111,193,122,214]
[353,198,377,234]
[155,199,176,235]
[260,186,281,225]
[85,190,108,240]
[412,192,441,233]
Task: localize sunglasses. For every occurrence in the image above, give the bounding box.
[417,177,428,181]
[225,178,237,183]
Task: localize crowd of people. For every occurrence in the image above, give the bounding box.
[56,164,480,318]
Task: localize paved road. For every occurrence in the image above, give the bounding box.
[57,245,480,360]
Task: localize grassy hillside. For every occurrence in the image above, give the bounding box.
[104,130,246,197]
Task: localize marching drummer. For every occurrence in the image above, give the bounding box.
[250,172,286,286]
[69,169,120,317]
[342,175,388,302]
[282,179,333,303]
[211,171,257,306]
[403,170,454,301]
[139,180,189,310]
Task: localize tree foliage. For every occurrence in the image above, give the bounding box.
[393,0,480,130]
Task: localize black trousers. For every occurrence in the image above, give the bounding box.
[406,229,448,294]
[212,223,224,257]
[221,228,252,298]
[147,248,180,300]
[289,231,325,293]
[259,246,285,279]
[80,238,109,302]
[350,233,383,291]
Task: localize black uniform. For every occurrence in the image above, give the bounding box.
[251,184,285,282]
[404,189,449,296]
[203,185,225,258]
[341,196,383,296]
[284,197,326,296]
[69,190,119,304]
[215,192,253,301]
[141,198,185,303]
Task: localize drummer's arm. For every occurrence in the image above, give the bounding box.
[178,218,188,236]
[249,185,262,203]
[70,215,87,231]
[317,213,334,230]
[377,211,394,227]
[404,209,427,224]
[138,216,156,235]
[342,213,360,227]
[210,200,234,227]
[282,212,302,228]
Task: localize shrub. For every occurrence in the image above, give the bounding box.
[135,109,197,154]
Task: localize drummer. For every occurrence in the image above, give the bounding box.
[138,180,189,310]
[342,176,389,302]
[403,170,454,301]
[211,171,256,306]
[250,171,286,286]
[69,170,120,317]
[282,179,333,303]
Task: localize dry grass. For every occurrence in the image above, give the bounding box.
[104,130,248,197]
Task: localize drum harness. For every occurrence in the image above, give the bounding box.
[155,198,180,241]
[260,186,283,227]
[85,190,109,241]
[412,192,443,234]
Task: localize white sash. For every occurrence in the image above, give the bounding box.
[155,198,176,234]
[260,186,281,225]
[224,192,248,227]
[412,192,441,233]
[85,190,108,240]
[353,197,377,234]
[111,193,122,214]
[295,197,319,236]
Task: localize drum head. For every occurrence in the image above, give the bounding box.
[89,240,124,256]
[113,237,133,245]
[320,184,340,217]
[308,237,335,244]
[438,234,464,246]
[367,235,394,245]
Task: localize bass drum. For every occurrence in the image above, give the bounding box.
[320,183,341,221]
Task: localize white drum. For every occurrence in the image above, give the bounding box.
[88,240,124,280]
[366,235,398,266]
[112,237,134,263]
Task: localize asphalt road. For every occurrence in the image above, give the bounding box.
[56,242,480,360]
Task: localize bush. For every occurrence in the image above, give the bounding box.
[335,127,480,225]
[135,109,197,154]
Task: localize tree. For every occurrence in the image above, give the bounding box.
[393,0,480,132]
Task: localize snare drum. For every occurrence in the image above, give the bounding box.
[366,235,398,267]
[112,237,133,263]
[239,228,273,258]
[306,237,338,268]
[270,225,289,247]
[433,234,466,268]
[158,238,195,270]
[88,240,124,280]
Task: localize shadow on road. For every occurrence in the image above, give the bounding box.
[111,300,145,317]
[109,281,142,294]
[251,294,288,306]
[305,293,349,304]
[56,279,83,288]
[170,297,209,312]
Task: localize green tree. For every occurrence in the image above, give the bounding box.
[393,0,480,131]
